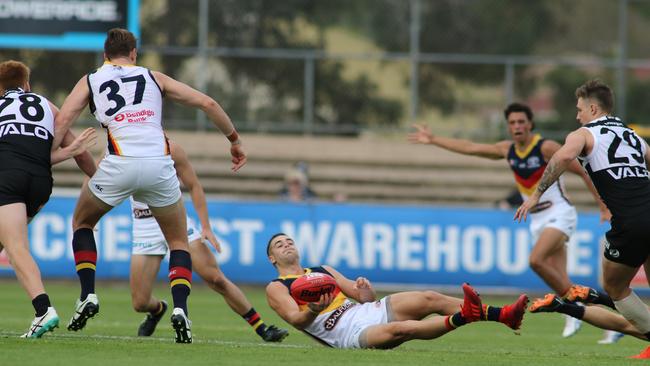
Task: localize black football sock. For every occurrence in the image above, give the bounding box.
[484,305,502,321]
[32,293,51,317]
[169,250,192,315]
[591,290,616,310]
[72,228,97,301]
[242,308,267,337]
[555,302,586,319]
[445,312,468,330]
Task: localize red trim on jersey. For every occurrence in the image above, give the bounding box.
[513,165,546,189]
[107,130,122,155]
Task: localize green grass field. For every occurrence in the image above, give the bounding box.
[0,279,647,365]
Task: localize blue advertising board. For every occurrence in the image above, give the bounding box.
[0,196,614,293]
[0,0,139,50]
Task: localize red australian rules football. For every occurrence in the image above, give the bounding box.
[290,272,340,304]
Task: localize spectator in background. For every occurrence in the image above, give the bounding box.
[494,188,524,210]
[279,162,316,202]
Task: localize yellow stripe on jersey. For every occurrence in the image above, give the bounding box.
[107,130,122,155]
[278,268,313,280]
[171,279,191,288]
[515,181,538,196]
[298,292,348,315]
[75,263,96,271]
[513,134,541,159]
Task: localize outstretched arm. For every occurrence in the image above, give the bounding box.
[53,76,90,150]
[171,140,221,252]
[541,140,611,223]
[152,71,246,172]
[408,124,510,160]
[515,130,588,222]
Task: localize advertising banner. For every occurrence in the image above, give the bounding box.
[0,196,617,293]
[0,0,139,50]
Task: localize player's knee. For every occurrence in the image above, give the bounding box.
[205,272,228,292]
[602,280,625,299]
[387,322,416,340]
[421,290,444,305]
[132,297,150,313]
[529,256,545,272]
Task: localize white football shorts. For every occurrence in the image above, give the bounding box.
[89,155,181,208]
[308,296,393,349]
[530,204,577,244]
[132,216,202,255]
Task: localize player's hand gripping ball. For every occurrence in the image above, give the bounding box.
[290,272,340,304]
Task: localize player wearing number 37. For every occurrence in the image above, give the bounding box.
[515,80,650,343]
[53,28,246,343]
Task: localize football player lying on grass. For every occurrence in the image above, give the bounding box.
[265,233,529,349]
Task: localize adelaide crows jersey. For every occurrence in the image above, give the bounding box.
[579,116,650,220]
[507,134,571,211]
[273,266,352,347]
[87,62,169,157]
[0,88,54,176]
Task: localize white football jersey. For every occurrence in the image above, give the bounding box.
[87,62,168,157]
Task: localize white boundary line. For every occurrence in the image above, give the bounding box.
[0,331,313,348]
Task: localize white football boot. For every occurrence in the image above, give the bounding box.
[22,307,59,338]
[67,293,99,331]
[171,307,192,343]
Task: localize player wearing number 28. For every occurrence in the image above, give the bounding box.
[0,60,97,338]
[516,79,650,342]
[53,28,246,343]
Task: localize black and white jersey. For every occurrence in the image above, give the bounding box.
[579,116,650,220]
[0,88,54,176]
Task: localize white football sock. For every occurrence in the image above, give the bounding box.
[614,291,650,333]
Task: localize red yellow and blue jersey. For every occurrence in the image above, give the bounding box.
[507,134,571,209]
[272,266,349,314]
[272,266,353,347]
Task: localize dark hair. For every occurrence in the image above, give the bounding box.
[0,60,29,92]
[267,233,288,256]
[504,102,534,130]
[104,28,137,60]
[575,79,614,114]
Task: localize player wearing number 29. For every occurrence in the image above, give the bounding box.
[516,79,650,343]
[53,28,247,343]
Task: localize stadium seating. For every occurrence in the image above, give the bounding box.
[52,130,599,210]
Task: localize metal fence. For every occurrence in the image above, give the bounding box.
[4,0,650,140]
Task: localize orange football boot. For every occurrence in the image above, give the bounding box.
[630,346,650,359]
